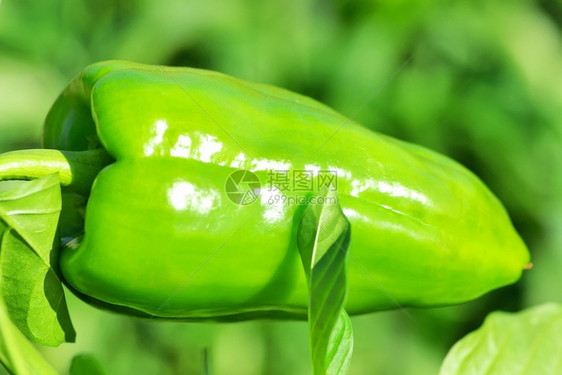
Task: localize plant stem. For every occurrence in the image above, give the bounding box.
[0,148,113,195]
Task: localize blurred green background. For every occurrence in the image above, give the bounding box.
[1,0,561,374]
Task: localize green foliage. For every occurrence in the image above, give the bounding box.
[0,296,58,375]
[0,175,74,347]
[0,0,560,373]
[297,189,353,375]
[441,303,562,375]
[69,354,105,375]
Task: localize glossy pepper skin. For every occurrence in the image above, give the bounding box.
[40,61,529,320]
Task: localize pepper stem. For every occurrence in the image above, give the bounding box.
[0,149,113,195]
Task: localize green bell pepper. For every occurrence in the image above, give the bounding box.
[0,61,530,319]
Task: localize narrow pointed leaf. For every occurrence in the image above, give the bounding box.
[297,188,353,375]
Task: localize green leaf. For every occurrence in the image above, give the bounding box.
[440,303,562,375]
[0,296,58,375]
[0,175,61,264]
[297,188,353,375]
[69,354,106,375]
[0,174,75,346]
